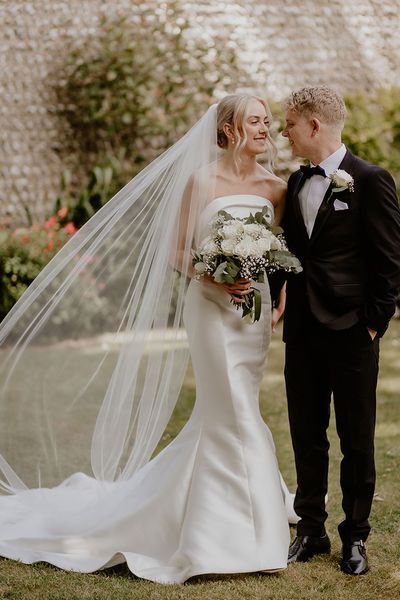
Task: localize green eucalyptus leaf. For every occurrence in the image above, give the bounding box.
[217,210,233,221]
[226,260,240,277]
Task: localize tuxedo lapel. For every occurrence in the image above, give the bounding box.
[308,182,334,246]
[336,149,357,176]
[290,171,309,243]
[309,149,355,247]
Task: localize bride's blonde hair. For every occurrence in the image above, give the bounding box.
[217,94,277,171]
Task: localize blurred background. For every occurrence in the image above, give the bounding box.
[0,0,399,318]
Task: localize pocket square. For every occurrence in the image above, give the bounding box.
[333,199,349,211]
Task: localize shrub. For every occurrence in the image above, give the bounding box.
[343,88,400,189]
[53,159,123,229]
[0,213,77,321]
[56,1,248,182]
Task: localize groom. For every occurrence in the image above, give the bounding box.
[281,86,400,575]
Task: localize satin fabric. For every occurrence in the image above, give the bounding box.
[0,195,292,583]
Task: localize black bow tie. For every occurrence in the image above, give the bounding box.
[299,164,326,179]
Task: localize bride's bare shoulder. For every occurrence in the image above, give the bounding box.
[256,165,287,204]
[258,165,286,188]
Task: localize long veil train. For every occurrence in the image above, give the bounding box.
[0,105,219,492]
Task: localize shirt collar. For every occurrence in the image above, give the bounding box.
[316,144,347,176]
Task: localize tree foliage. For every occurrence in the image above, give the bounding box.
[343,88,400,190]
[56,1,248,179]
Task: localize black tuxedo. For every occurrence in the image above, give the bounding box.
[283,149,400,340]
[283,149,400,542]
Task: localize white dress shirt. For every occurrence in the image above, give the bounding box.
[299,144,347,236]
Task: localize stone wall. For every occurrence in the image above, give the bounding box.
[1,0,399,224]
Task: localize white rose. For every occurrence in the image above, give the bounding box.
[260,227,273,239]
[331,169,354,189]
[220,238,237,256]
[220,221,244,240]
[235,236,262,258]
[270,234,282,251]
[194,261,207,274]
[243,223,263,239]
[201,239,219,255]
[256,237,271,253]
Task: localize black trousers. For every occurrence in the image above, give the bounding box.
[285,320,379,543]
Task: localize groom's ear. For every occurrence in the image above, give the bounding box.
[310,118,322,137]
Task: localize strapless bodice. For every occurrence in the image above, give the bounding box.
[196,195,275,246]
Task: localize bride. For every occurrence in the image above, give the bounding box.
[0,93,296,584]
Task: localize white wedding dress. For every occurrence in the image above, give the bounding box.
[0,195,295,584]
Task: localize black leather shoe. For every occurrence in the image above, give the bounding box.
[288,534,331,563]
[340,540,369,575]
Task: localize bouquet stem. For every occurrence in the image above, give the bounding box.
[230,287,262,322]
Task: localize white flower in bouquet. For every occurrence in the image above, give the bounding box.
[220,238,237,256]
[200,237,219,256]
[260,227,273,239]
[270,234,282,251]
[220,221,244,240]
[243,223,264,239]
[194,261,207,274]
[256,237,272,253]
[234,235,262,258]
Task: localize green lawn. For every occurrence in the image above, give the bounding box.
[1,321,399,600]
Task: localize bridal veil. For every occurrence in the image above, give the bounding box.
[0,104,221,492]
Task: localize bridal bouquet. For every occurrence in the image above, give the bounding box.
[192,206,302,322]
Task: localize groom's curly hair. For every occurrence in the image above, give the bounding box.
[284,86,347,129]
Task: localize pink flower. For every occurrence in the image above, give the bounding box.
[64,222,77,235]
[57,207,68,219]
[44,216,58,230]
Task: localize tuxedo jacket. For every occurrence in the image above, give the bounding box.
[282,149,400,342]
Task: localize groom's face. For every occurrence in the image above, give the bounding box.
[282,110,314,159]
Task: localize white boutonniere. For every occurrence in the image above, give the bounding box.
[327,169,354,203]
[329,169,354,193]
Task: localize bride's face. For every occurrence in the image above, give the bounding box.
[240,99,270,156]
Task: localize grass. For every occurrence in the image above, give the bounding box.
[1,321,399,599]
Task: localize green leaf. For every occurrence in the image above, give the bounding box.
[271,226,283,235]
[225,260,240,278]
[217,210,234,221]
[213,261,235,284]
[213,261,228,282]
[252,288,261,321]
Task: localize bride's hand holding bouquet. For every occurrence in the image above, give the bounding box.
[192,205,302,322]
